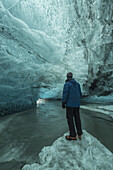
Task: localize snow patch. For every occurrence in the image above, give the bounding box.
[81,104,113,119]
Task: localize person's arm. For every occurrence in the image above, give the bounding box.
[62,83,69,105]
[79,84,82,98]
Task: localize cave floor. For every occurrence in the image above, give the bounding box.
[0,100,113,170]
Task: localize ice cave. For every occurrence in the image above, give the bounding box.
[0,1,113,170]
[0,0,113,115]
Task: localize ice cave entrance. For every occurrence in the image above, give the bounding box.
[36,98,47,107]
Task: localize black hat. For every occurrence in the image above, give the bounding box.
[67,72,73,79]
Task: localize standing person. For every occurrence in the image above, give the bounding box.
[62,72,83,140]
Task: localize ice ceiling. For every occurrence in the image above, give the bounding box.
[0,0,113,115]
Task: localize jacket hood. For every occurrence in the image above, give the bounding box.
[65,78,77,85]
[69,78,77,85]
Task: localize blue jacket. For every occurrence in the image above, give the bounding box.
[62,79,82,107]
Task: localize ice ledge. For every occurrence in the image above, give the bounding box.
[22,130,113,170]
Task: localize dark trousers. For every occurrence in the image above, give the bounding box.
[66,106,82,137]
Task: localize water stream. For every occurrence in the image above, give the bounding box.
[0,99,113,170]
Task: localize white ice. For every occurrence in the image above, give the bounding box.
[22,130,113,170]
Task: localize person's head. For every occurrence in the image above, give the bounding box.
[67,72,73,79]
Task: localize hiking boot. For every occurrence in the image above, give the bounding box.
[65,135,77,140]
[78,135,82,140]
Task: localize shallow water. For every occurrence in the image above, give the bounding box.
[0,100,113,170]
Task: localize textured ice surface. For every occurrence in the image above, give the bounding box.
[0,0,113,114]
[82,94,113,103]
[22,130,113,170]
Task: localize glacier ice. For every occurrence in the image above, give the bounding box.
[0,0,113,115]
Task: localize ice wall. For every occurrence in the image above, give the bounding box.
[0,0,113,115]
